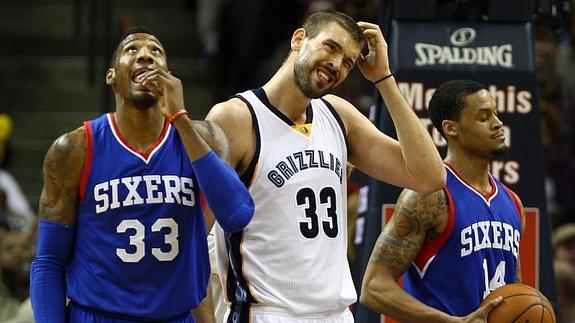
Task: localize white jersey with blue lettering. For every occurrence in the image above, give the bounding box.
[215,88,356,320]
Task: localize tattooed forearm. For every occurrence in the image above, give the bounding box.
[369,189,448,277]
[192,120,230,162]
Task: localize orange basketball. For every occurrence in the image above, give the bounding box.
[480,283,556,323]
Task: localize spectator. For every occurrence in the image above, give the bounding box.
[554,223,575,269]
[0,114,13,169]
[0,231,33,321]
[0,171,35,230]
[558,1,575,155]
[555,259,575,323]
[0,114,35,230]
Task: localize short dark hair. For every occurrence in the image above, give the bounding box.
[110,26,157,67]
[428,79,486,138]
[303,10,365,48]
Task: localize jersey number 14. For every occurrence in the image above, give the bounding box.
[483,259,506,298]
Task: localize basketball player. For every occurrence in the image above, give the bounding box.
[361,80,525,322]
[29,27,254,322]
[206,10,446,322]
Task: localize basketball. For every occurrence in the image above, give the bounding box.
[480,283,556,323]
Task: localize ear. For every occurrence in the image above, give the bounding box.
[291,28,306,51]
[106,68,116,85]
[442,120,457,138]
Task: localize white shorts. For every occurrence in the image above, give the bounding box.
[225,306,354,323]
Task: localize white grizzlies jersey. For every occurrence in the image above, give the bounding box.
[215,88,356,320]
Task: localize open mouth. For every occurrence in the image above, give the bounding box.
[132,68,151,83]
[317,67,335,84]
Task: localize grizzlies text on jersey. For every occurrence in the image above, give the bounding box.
[215,88,356,320]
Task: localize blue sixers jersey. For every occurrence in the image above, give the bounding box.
[403,163,522,316]
[67,113,210,320]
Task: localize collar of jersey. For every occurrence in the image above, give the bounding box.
[107,113,171,164]
[444,162,498,206]
[253,87,314,128]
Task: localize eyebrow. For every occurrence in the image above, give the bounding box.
[121,38,163,50]
[476,107,498,116]
[325,38,343,50]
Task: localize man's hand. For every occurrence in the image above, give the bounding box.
[356,21,391,83]
[461,296,503,323]
[138,69,185,117]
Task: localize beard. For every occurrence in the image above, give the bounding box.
[293,58,332,99]
[129,91,158,110]
[489,144,509,157]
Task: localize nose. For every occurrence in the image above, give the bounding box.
[136,47,153,64]
[327,55,343,72]
[493,114,503,129]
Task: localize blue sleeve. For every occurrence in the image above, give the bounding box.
[30,220,75,323]
[192,151,255,232]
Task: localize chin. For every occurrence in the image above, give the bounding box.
[131,92,157,109]
[489,145,509,157]
[301,84,331,99]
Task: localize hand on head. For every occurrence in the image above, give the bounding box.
[356,21,392,83]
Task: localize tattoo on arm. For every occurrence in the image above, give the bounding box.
[192,120,230,162]
[369,190,448,278]
[39,128,85,226]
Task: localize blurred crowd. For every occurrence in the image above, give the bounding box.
[0,113,36,323]
[535,8,575,230]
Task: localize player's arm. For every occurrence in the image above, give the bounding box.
[326,94,443,193]
[205,98,254,173]
[361,189,501,323]
[345,21,444,193]
[140,70,254,233]
[191,120,229,162]
[361,189,455,322]
[507,189,526,283]
[192,289,216,323]
[30,127,86,323]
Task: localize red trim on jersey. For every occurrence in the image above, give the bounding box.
[502,185,522,222]
[109,113,170,159]
[413,188,456,271]
[444,161,497,200]
[79,121,93,201]
[199,193,207,209]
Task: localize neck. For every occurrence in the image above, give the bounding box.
[113,101,165,152]
[262,58,311,124]
[445,147,492,194]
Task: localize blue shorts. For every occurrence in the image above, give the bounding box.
[66,302,195,323]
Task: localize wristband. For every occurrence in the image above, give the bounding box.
[373,73,393,85]
[167,109,188,124]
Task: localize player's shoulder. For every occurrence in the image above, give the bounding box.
[500,184,525,209]
[397,188,449,220]
[43,126,86,180]
[322,94,355,112]
[206,96,252,126]
[321,94,360,133]
[48,126,86,158]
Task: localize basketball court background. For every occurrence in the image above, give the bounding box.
[352,2,557,322]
